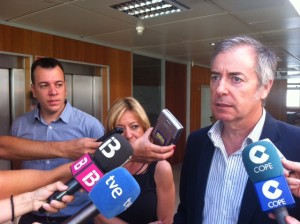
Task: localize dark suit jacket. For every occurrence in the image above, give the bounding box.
[174,112,300,224]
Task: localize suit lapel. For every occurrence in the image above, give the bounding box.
[237,180,260,224]
[260,112,280,143]
[194,136,216,222]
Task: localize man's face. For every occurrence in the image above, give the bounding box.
[31,65,67,119]
[210,45,272,124]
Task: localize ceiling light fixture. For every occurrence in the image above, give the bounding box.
[110,0,190,19]
[289,0,300,15]
[136,26,145,35]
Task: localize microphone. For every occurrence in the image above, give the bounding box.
[38,131,132,213]
[62,167,140,224]
[95,127,124,142]
[242,139,295,224]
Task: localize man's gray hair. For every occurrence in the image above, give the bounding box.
[210,35,277,86]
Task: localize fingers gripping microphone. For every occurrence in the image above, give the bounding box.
[242,139,295,224]
[38,131,133,213]
[63,167,141,224]
[40,153,104,208]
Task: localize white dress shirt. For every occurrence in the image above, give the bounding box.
[202,109,266,224]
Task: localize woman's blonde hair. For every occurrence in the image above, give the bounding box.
[106,97,150,132]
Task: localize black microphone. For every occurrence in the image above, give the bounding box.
[95,127,124,142]
[38,129,133,213]
[242,139,295,224]
[62,167,140,224]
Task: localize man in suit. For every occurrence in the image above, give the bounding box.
[174,35,300,223]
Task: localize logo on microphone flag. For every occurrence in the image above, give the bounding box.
[254,175,295,211]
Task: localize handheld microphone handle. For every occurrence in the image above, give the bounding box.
[274,206,288,224]
[62,202,99,224]
[38,179,81,213]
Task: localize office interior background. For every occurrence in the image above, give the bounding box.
[1,0,300,170]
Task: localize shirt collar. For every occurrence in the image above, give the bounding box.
[208,108,266,153]
[34,100,71,124]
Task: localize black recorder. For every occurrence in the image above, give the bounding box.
[151,109,183,146]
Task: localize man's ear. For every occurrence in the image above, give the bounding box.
[261,80,273,100]
[31,83,36,98]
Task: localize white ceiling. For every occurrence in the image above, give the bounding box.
[1,0,300,76]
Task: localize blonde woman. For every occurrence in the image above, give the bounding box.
[95,97,175,224]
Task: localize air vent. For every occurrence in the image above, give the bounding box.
[110,0,190,19]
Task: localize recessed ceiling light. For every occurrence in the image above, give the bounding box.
[110,0,190,19]
[290,0,300,15]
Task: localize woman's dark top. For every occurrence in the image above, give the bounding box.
[117,161,158,224]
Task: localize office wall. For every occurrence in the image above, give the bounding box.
[190,65,211,132]
[165,61,187,164]
[0,24,190,164]
[265,79,287,122]
[0,24,287,165]
[0,24,132,120]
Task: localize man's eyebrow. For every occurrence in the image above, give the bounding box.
[228,72,245,76]
[210,71,220,75]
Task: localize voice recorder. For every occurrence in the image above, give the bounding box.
[151,109,183,146]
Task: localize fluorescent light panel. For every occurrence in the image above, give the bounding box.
[111,0,188,19]
[290,0,300,15]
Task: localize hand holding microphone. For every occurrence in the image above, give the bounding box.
[63,167,141,224]
[281,159,300,198]
[242,139,295,224]
[268,159,300,224]
[38,130,132,213]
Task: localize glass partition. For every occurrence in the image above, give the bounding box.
[133,54,162,125]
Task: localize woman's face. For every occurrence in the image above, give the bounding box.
[116,110,144,144]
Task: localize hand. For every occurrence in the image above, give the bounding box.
[268,214,300,224]
[131,128,175,162]
[286,216,300,224]
[282,159,300,198]
[32,181,74,213]
[63,138,101,160]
